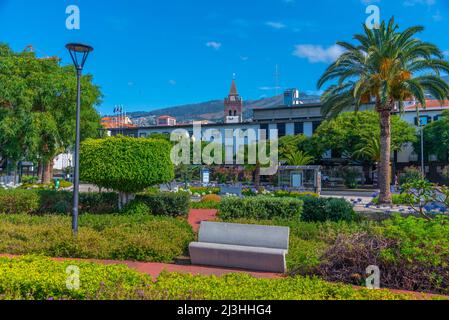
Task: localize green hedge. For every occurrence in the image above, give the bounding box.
[0,256,423,300]
[135,192,190,217]
[0,189,118,215]
[301,196,357,223]
[80,136,174,193]
[0,214,194,262]
[219,197,303,220]
[0,189,40,214]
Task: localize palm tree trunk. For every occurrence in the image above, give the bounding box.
[378,109,392,204]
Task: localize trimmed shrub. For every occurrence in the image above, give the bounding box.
[190,187,220,195]
[37,191,118,214]
[0,214,194,263]
[301,197,357,223]
[136,192,190,217]
[80,136,174,194]
[190,201,220,210]
[0,256,420,300]
[219,197,303,220]
[274,190,319,198]
[0,189,39,214]
[121,200,151,215]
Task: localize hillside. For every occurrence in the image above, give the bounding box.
[126,93,320,125]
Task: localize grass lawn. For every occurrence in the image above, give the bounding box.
[0,214,194,263]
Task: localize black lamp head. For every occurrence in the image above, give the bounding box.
[66,43,93,70]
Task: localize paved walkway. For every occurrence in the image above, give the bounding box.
[188,209,219,232]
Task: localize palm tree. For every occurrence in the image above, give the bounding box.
[353,134,381,163]
[284,150,314,166]
[317,17,449,204]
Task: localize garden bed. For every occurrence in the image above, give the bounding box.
[0,214,194,263]
[0,256,434,300]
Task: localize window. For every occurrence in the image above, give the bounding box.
[277,123,286,137]
[229,110,232,116]
[294,122,304,135]
[434,115,443,121]
[415,116,432,126]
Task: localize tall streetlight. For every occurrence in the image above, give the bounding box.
[66,43,93,235]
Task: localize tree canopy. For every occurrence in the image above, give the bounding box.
[313,111,416,162]
[420,110,449,162]
[80,136,175,194]
[0,43,102,181]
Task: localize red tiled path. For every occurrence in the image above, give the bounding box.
[188,209,219,232]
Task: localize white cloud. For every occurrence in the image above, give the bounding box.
[292,44,344,63]
[168,80,177,86]
[206,41,222,50]
[266,21,286,29]
[443,50,449,57]
[240,55,249,61]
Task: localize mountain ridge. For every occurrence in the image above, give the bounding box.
[125,93,320,125]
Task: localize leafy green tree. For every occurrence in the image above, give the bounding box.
[283,150,314,166]
[314,111,416,160]
[317,18,449,204]
[0,44,102,183]
[80,136,175,208]
[418,110,449,162]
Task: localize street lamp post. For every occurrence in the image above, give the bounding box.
[420,125,425,178]
[66,43,93,235]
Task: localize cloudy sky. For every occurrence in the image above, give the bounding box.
[0,0,448,114]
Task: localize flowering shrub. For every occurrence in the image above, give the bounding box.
[202,194,221,203]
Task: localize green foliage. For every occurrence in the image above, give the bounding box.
[190,201,221,209]
[400,179,449,219]
[420,110,449,162]
[153,272,415,300]
[399,166,422,185]
[136,192,190,217]
[0,256,418,300]
[372,193,413,205]
[273,190,319,198]
[0,256,156,300]
[342,167,360,189]
[120,200,152,215]
[0,44,102,169]
[313,111,417,160]
[189,186,220,195]
[283,150,315,166]
[301,197,357,223]
[381,215,449,267]
[0,214,194,263]
[80,136,174,193]
[219,197,303,220]
[0,189,39,214]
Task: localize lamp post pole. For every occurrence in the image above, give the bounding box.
[66,43,93,236]
[72,67,82,235]
[421,125,425,179]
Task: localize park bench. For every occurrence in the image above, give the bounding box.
[189,221,290,273]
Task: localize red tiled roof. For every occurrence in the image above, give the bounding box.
[403,99,449,111]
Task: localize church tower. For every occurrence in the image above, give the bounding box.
[224,76,243,123]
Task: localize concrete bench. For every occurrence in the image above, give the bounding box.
[189,221,290,273]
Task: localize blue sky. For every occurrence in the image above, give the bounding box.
[0,0,448,115]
